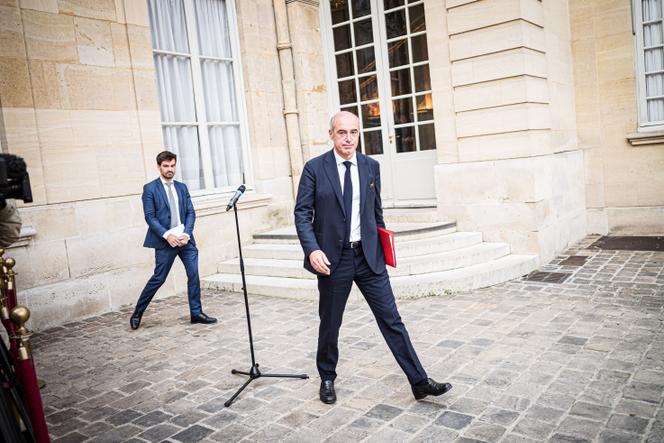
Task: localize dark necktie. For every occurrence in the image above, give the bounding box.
[343,161,352,243]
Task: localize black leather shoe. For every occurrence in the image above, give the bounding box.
[412,378,453,400]
[319,380,336,404]
[190,313,218,324]
[129,311,143,330]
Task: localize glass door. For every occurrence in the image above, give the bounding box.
[324,0,437,206]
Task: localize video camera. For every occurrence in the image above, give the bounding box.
[0,154,32,209]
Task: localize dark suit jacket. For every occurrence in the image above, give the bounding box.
[294,149,386,275]
[142,178,196,249]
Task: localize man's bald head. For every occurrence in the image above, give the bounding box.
[329,111,360,132]
[329,111,360,160]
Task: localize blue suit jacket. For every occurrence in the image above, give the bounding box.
[294,149,386,275]
[142,178,196,249]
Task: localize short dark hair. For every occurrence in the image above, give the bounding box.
[156,151,177,165]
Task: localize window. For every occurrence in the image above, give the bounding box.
[326,0,435,155]
[634,0,664,129]
[147,0,250,192]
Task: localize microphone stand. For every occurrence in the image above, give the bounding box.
[224,201,308,407]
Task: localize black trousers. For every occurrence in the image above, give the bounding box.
[316,246,427,385]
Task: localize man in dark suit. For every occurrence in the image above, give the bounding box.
[294,112,452,404]
[130,151,217,329]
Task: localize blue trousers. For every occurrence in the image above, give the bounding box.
[316,247,427,385]
[135,242,202,315]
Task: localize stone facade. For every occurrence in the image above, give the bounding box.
[1,0,295,330]
[0,0,661,329]
[570,0,664,235]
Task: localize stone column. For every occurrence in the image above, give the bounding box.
[435,0,587,263]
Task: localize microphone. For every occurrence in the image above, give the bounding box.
[226,184,246,211]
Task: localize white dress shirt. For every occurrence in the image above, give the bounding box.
[160,178,189,239]
[334,150,361,242]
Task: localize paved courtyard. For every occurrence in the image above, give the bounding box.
[34,236,664,442]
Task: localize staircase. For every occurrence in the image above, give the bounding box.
[202,209,538,300]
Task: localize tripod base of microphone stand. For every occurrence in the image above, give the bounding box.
[224,363,309,407]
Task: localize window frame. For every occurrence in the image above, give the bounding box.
[633,0,664,131]
[150,0,254,196]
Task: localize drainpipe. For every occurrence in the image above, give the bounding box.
[273,0,304,200]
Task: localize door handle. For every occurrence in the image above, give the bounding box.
[388,134,394,144]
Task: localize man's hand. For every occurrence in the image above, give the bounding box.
[178,235,189,246]
[309,250,331,275]
[166,234,182,248]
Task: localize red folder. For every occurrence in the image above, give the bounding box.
[377,227,397,268]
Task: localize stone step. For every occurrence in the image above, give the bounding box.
[242,231,481,260]
[219,242,510,279]
[383,208,439,223]
[252,221,457,245]
[203,254,538,301]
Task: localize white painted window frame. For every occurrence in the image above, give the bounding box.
[632,0,664,131]
[152,0,254,196]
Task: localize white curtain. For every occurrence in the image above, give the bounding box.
[148,0,244,190]
[643,0,664,122]
[148,0,202,190]
[195,0,243,188]
[194,0,232,57]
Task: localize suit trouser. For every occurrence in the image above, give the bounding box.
[316,246,427,385]
[135,242,202,315]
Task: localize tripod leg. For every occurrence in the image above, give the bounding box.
[261,373,309,379]
[224,377,253,407]
[231,369,251,376]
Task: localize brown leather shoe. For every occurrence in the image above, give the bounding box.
[412,378,452,400]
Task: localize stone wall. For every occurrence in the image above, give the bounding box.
[0,0,294,330]
[434,0,587,263]
[570,0,664,235]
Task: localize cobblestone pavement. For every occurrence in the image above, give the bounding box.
[33,236,664,442]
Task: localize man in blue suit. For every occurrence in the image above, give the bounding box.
[130,151,217,329]
[294,112,452,404]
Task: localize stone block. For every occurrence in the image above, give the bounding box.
[586,208,608,235]
[22,9,77,62]
[450,19,545,61]
[17,275,106,328]
[113,0,124,23]
[61,64,136,110]
[132,68,159,110]
[123,0,149,26]
[0,5,26,58]
[0,56,33,107]
[19,202,78,241]
[126,24,153,69]
[58,0,116,21]
[110,22,130,67]
[20,0,57,13]
[457,130,551,162]
[73,196,144,236]
[65,226,148,279]
[34,108,74,151]
[605,207,664,235]
[456,103,550,138]
[447,0,543,35]
[454,76,549,113]
[74,17,114,66]
[28,59,66,108]
[9,239,70,288]
[452,48,547,87]
[40,144,101,202]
